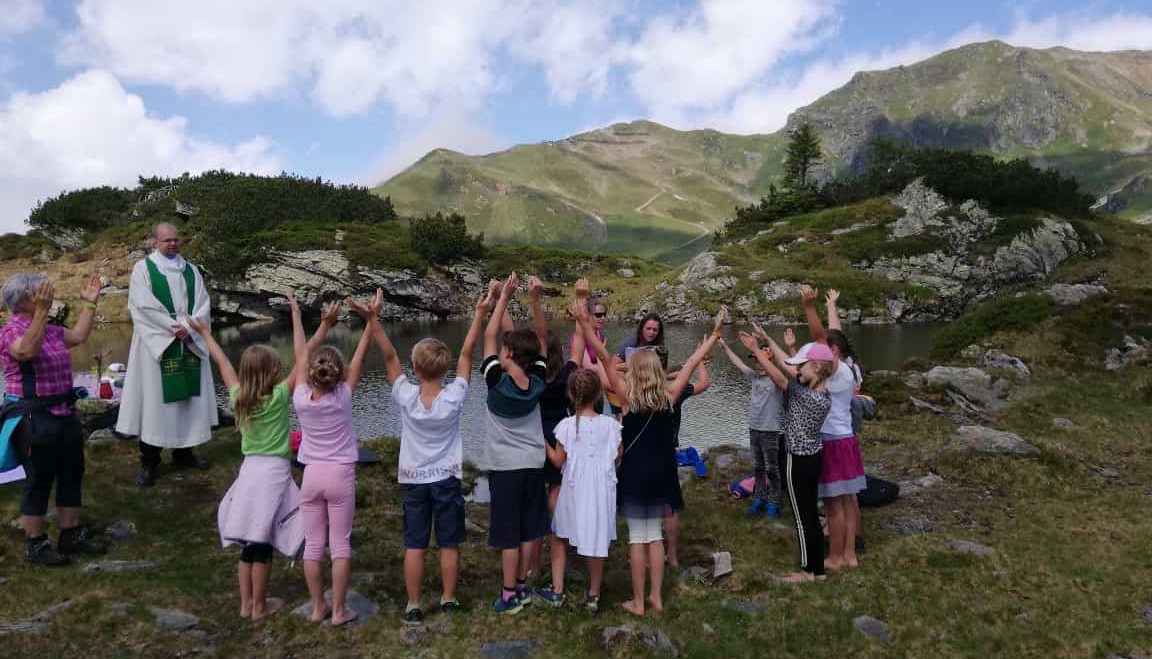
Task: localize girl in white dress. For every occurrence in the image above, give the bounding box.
[547,368,622,612]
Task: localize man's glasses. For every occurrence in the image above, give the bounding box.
[593,312,607,318]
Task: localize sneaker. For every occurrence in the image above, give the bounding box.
[59,525,108,556]
[403,604,424,624]
[25,537,69,566]
[763,501,781,519]
[439,599,462,614]
[746,498,765,517]
[534,587,565,608]
[516,587,533,608]
[585,594,601,614]
[491,592,524,616]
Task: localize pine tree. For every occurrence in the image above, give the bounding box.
[783,122,822,190]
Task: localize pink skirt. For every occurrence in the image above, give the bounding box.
[218,455,304,557]
[818,435,865,498]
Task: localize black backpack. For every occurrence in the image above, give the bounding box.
[857,475,900,508]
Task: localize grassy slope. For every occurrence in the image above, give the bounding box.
[376,121,784,261]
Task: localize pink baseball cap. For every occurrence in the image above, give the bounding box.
[785,342,836,365]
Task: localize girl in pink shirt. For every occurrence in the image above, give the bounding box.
[292,292,376,626]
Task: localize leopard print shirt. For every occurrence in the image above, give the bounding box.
[782,381,832,456]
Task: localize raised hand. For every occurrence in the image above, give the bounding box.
[501,272,519,298]
[569,298,589,324]
[320,300,342,325]
[825,289,840,306]
[783,327,797,350]
[477,289,495,314]
[800,284,819,306]
[738,331,760,353]
[751,321,769,342]
[32,279,55,313]
[488,278,502,300]
[527,275,544,301]
[79,273,101,304]
[574,277,590,300]
[186,317,209,336]
[713,305,728,332]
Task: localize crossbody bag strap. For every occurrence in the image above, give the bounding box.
[621,411,655,457]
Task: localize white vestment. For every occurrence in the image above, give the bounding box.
[115,252,218,447]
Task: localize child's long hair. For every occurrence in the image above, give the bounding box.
[626,350,670,413]
[566,368,602,434]
[544,330,564,383]
[308,345,346,392]
[234,345,283,430]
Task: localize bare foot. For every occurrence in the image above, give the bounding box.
[310,602,331,623]
[331,610,359,627]
[251,597,285,622]
[845,557,860,568]
[824,558,845,572]
[779,571,817,583]
[239,603,252,619]
[620,599,645,617]
[646,596,664,615]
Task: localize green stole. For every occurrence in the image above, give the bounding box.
[145,258,202,403]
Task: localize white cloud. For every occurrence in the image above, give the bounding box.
[625,0,836,123]
[361,110,509,185]
[998,11,1152,52]
[0,70,281,233]
[0,0,44,35]
[61,0,625,117]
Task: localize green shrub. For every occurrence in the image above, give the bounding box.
[409,212,484,264]
[931,293,1056,360]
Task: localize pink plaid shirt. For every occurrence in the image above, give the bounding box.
[0,314,75,416]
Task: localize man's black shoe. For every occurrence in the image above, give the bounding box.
[137,463,158,487]
[59,525,108,556]
[25,537,69,567]
[172,451,210,471]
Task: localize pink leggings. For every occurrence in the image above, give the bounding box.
[300,463,356,561]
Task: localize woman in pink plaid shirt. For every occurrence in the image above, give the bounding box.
[0,272,106,566]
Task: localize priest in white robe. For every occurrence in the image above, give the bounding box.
[116,222,218,486]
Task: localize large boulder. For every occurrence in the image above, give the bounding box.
[1045,283,1109,306]
[944,425,1038,457]
[924,366,1001,410]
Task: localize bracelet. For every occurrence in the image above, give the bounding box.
[711,330,721,338]
[84,301,98,310]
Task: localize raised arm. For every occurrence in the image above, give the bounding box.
[62,274,101,348]
[286,291,308,391]
[801,284,828,344]
[457,289,494,381]
[349,289,403,386]
[187,318,238,390]
[344,292,380,391]
[569,322,586,367]
[692,359,711,396]
[717,337,754,376]
[825,289,843,332]
[9,280,54,361]
[527,275,549,356]
[308,300,340,353]
[484,273,518,358]
[739,331,788,390]
[783,327,798,356]
[571,287,628,411]
[667,307,725,401]
[767,337,799,378]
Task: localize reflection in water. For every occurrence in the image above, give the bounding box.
[67,320,942,456]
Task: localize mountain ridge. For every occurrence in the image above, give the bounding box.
[376,41,1152,260]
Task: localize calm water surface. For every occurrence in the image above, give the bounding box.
[68,320,941,457]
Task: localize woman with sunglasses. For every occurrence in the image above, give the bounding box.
[568,298,608,364]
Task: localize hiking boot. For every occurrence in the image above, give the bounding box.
[59,525,107,556]
[491,592,524,616]
[172,451,210,470]
[402,604,424,625]
[763,501,781,519]
[746,498,765,517]
[25,537,69,566]
[136,463,158,487]
[534,587,565,608]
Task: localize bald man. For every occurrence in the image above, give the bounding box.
[116,222,217,486]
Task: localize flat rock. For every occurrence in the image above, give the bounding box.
[479,639,540,659]
[1052,417,1075,430]
[897,473,944,496]
[401,624,427,646]
[291,589,378,625]
[1142,607,1152,626]
[34,599,78,620]
[947,539,994,555]
[714,454,738,470]
[0,621,50,635]
[149,607,199,630]
[84,560,160,573]
[103,520,138,542]
[884,514,938,535]
[678,565,712,584]
[903,372,926,389]
[86,428,119,444]
[1045,283,1108,305]
[602,625,679,657]
[925,366,1001,410]
[724,599,764,615]
[429,615,454,635]
[853,615,890,643]
[982,349,1031,376]
[945,426,1038,457]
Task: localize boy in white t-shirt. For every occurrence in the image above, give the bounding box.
[363,289,493,624]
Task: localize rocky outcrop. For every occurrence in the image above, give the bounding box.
[1045,283,1109,305]
[212,250,485,322]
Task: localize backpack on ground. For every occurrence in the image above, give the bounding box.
[857,475,899,508]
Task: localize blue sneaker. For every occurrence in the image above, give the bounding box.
[492,591,524,615]
[747,498,765,517]
[534,587,565,608]
[517,587,534,607]
[764,501,781,519]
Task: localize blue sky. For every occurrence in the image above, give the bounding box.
[0,0,1150,232]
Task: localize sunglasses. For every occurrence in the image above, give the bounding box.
[593,312,607,318]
